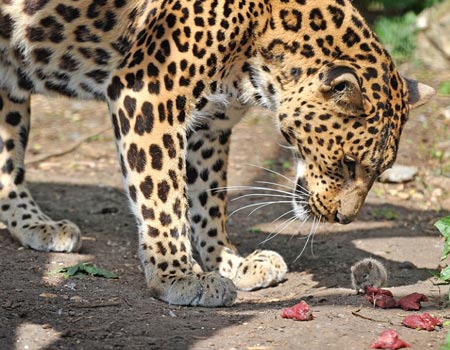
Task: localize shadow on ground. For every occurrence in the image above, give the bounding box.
[1,181,447,349]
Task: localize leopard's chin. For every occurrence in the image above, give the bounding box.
[292,199,310,222]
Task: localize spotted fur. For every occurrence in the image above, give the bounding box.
[0,0,433,306]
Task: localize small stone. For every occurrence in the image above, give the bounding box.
[378,165,418,183]
[39,293,58,299]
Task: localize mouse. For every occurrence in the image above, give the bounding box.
[351,258,387,293]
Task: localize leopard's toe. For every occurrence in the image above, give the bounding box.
[233,250,287,291]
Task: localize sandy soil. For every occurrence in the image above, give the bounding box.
[0,67,449,350]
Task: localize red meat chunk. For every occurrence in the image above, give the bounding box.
[397,293,428,311]
[402,313,442,331]
[281,300,313,321]
[371,329,410,349]
[364,287,398,309]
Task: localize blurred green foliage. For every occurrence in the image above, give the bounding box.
[356,0,443,13]
[374,12,417,63]
[438,81,450,96]
[353,0,444,63]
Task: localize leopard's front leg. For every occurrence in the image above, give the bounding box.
[187,122,287,291]
[108,86,236,306]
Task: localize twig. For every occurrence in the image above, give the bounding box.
[351,308,392,324]
[71,301,121,309]
[122,297,132,307]
[26,126,111,165]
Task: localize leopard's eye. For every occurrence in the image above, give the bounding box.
[333,81,347,93]
[343,154,357,180]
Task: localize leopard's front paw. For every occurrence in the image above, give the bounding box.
[148,272,237,307]
[11,219,81,252]
[233,250,288,291]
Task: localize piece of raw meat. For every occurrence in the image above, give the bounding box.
[397,293,428,311]
[370,329,410,349]
[281,300,313,321]
[364,287,398,309]
[402,313,442,331]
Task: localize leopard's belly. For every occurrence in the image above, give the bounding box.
[0,0,136,100]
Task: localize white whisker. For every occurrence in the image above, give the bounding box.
[213,180,308,198]
[213,185,301,198]
[271,208,297,224]
[243,163,297,185]
[228,200,292,217]
[275,215,299,234]
[293,215,321,262]
[255,180,309,196]
[260,215,298,245]
[247,201,286,216]
[231,193,303,201]
[309,215,321,258]
[277,142,296,151]
[288,213,311,242]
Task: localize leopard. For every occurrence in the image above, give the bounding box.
[0,0,434,307]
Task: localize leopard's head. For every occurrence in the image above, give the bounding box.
[249,0,434,223]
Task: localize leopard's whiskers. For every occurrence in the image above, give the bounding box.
[243,163,297,185]
[260,215,297,244]
[261,208,311,245]
[271,207,298,224]
[210,164,317,251]
[213,185,303,199]
[255,180,310,196]
[277,142,296,151]
[228,200,295,217]
[293,215,321,262]
[309,215,321,258]
[232,193,300,201]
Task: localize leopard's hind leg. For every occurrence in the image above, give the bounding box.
[0,91,81,252]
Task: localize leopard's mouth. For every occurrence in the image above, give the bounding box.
[293,182,337,223]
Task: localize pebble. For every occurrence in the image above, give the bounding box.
[378,164,418,183]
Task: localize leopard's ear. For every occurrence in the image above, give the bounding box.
[404,77,435,109]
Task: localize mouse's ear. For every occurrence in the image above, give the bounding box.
[367,261,373,269]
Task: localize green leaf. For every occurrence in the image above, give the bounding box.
[440,266,450,283]
[57,262,118,279]
[88,266,118,279]
[431,270,441,278]
[435,216,450,238]
[442,241,450,261]
[66,263,82,277]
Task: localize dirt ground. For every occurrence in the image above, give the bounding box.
[1,64,450,349]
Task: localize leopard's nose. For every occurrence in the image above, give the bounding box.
[334,212,354,225]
